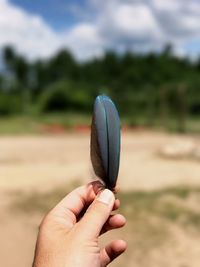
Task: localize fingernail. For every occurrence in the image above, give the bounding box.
[97,189,114,205]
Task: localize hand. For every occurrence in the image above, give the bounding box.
[33,181,127,267]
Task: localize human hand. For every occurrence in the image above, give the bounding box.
[33,181,127,267]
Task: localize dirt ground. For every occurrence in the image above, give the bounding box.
[1,130,200,267]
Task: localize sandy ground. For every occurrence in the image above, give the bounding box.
[0,131,200,192]
[1,131,200,267]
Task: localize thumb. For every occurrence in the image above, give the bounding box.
[78,189,115,239]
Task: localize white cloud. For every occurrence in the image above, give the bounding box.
[0,0,61,60]
[100,4,159,37]
[97,2,163,52]
[0,0,200,61]
[63,24,104,60]
[152,0,200,40]
[0,0,103,61]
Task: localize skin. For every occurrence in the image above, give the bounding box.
[33,181,127,267]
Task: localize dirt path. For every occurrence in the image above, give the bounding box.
[0,131,200,267]
[0,131,199,191]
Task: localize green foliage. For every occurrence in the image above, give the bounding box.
[0,92,22,115]
[38,80,93,113]
[1,45,200,132]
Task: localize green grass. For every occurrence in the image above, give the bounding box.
[0,113,199,134]
[166,116,200,134]
[11,185,200,230]
[10,180,82,213]
[0,113,91,134]
[119,187,200,229]
[122,115,200,134]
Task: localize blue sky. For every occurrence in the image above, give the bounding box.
[0,0,200,61]
[11,0,87,30]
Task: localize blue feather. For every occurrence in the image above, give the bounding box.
[90,95,120,190]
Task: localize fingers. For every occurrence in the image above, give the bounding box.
[48,181,121,235]
[101,214,126,235]
[113,199,120,211]
[78,189,115,238]
[100,240,127,267]
[49,181,103,227]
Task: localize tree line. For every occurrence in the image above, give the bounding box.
[0,45,200,131]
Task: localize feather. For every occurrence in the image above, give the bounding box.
[90,95,120,190]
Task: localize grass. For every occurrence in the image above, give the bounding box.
[123,115,200,134]
[0,113,91,134]
[11,185,200,230]
[0,113,200,135]
[166,116,200,134]
[119,187,200,228]
[10,180,82,213]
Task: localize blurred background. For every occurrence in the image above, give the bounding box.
[0,0,200,266]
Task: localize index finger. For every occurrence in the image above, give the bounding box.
[51,181,103,224]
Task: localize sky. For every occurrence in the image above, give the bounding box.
[0,0,200,61]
